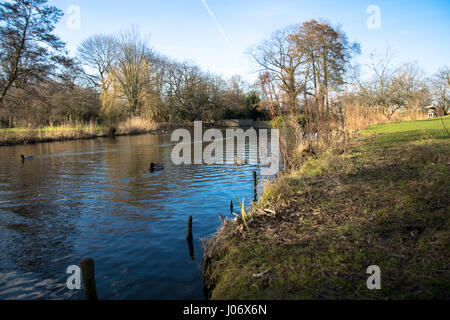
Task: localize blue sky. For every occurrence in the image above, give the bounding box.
[49,0,449,82]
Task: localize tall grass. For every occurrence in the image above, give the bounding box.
[0,121,105,146]
[342,104,386,133]
[0,116,158,146]
[117,116,157,135]
[278,104,427,173]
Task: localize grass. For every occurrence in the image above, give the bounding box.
[360,117,450,150]
[0,123,105,146]
[203,116,450,300]
[0,117,159,146]
[116,117,157,135]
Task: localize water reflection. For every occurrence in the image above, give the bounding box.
[0,131,272,299]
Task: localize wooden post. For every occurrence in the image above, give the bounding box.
[187,238,195,260]
[80,258,98,300]
[253,171,258,202]
[230,200,233,215]
[187,216,193,242]
[186,216,194,259]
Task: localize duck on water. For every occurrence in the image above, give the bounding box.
[21,155,34,161]
[149,162,164,172]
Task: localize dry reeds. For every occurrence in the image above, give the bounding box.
[0,121,106,146]
[116,116,157,135]
[284,104,427,172]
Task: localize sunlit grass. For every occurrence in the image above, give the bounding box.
[117,117,157,135]
[362,116,450,146]
[203,117,450,300]
[0,117,159,146]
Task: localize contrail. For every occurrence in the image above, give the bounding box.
[200,0,241,69]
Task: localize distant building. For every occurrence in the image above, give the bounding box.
[426,106,438,118]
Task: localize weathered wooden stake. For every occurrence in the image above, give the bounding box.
[187,237,195,260]
[186,216,195,259]
[80,258,98,300]
[230,200,233,215]
[253,171,258,202]
[187,216,193,242]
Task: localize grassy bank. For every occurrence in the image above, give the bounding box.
[0,117,158,146]
[203,117,450,299]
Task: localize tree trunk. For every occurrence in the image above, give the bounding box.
[0,13,30,105]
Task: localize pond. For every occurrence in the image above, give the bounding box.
[0,130,272,299]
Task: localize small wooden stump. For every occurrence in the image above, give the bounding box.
[80,258,98,300]
[186,216,194,259]
[187,238,195,260]
[186,216,193,242]
[253,171,258,202]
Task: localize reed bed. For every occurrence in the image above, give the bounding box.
[116,117,157,135]
[0,117,159,146]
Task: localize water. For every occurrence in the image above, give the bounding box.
[0,132,268,299]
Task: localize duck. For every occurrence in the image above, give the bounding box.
[149,162,164,172]
[234,156,248,166]
[21,154,34,161]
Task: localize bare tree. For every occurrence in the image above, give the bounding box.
[222,75,247,116]
[394,63,430,112]
[77,35,117,91]
[165,62,217,121]
[250,20,359,117]
[430,67,449,115]
[145,53,170,121]
[359,51,430,119]
[290,20,360,114]
[249,26,306,113]
[115,29,152,116]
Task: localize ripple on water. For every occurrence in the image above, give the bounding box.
[0,132,275,299]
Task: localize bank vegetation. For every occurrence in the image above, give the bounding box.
[202,19,449,300]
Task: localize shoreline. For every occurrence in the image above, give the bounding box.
[0,120,272,147]
[0,128,164,147]
[202,117,450,300]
